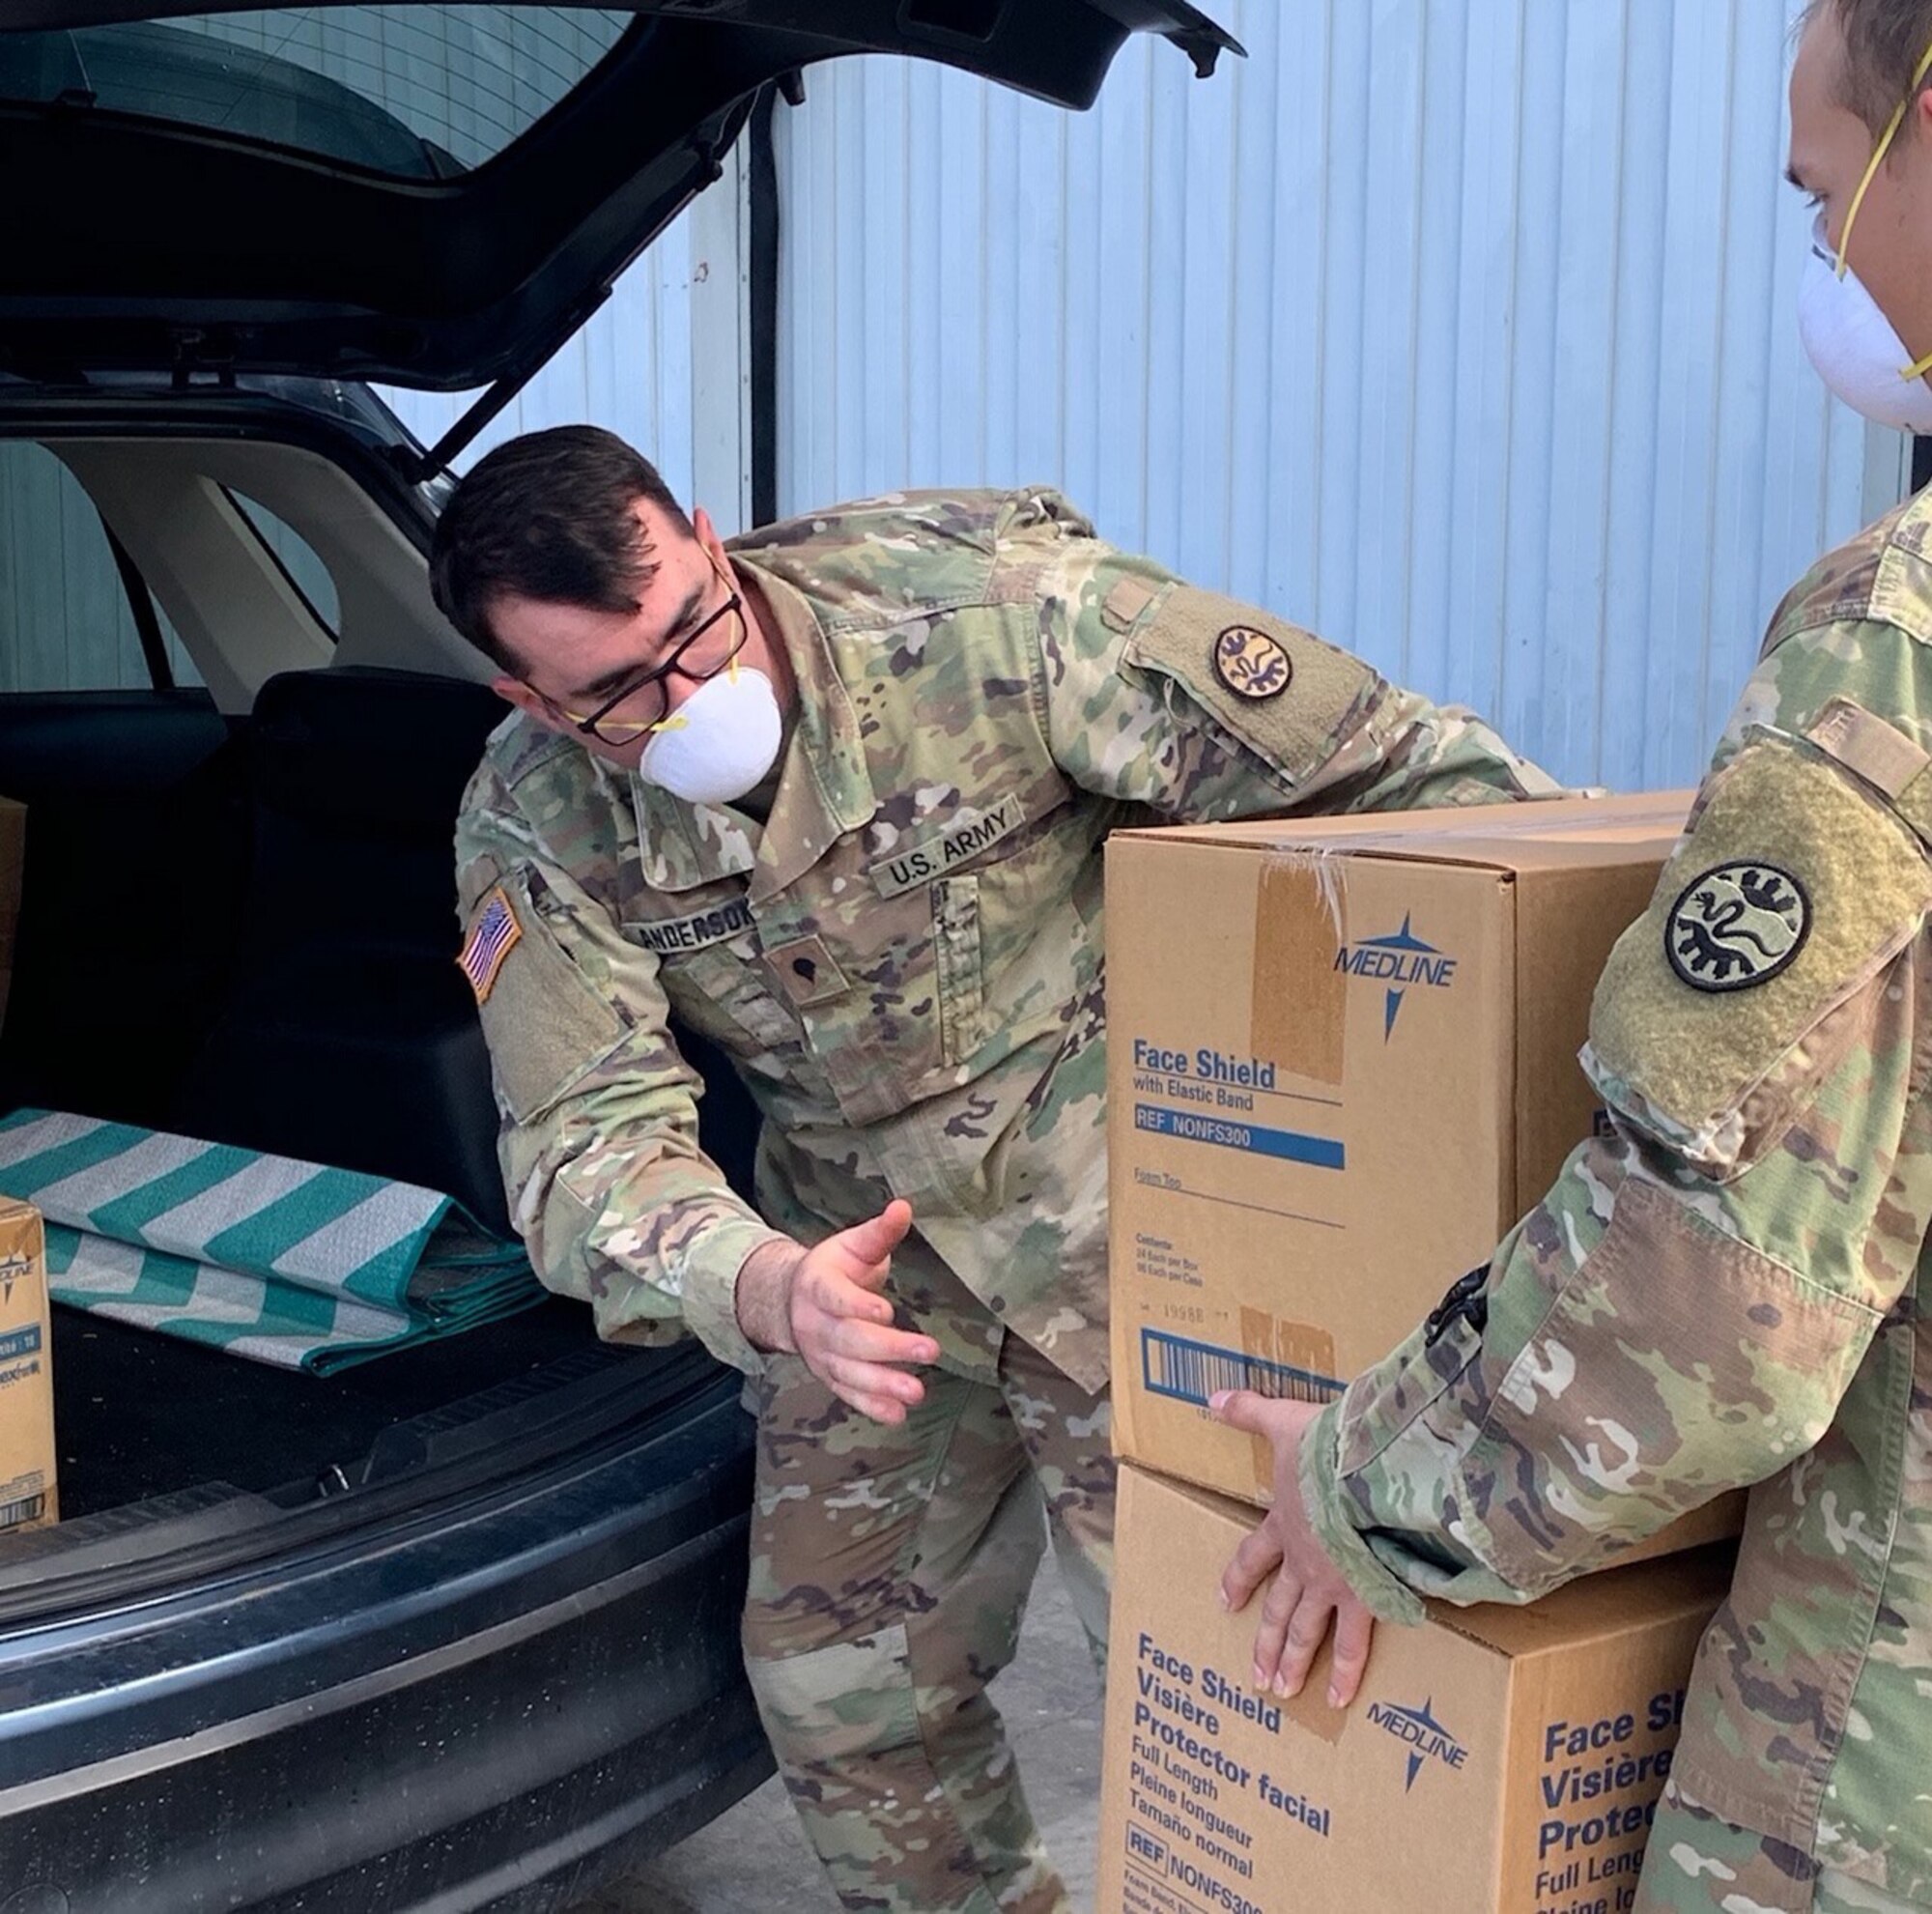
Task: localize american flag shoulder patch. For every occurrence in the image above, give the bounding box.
[459,885,522,1005]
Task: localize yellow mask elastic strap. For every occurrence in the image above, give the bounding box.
[1833,33,1932,381]
[1835,33,1932,280]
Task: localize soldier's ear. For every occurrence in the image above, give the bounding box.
[692,505,730,570]
[494,675,553,725]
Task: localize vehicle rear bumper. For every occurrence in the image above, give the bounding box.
[0,1377,773,1911]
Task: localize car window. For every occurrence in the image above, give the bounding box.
[0,7,634,179]
[226,491,342,639]
[0,443,200,694]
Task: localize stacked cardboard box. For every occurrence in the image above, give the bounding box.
[1101,1469,1730,1914]
[1099,794,1743,1913]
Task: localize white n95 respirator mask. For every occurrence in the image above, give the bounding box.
[1799,214,1932,433]
[637,665,783,807]
[1797,28,1932,438]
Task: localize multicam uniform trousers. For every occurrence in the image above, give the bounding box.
[740,1325,1114,1914]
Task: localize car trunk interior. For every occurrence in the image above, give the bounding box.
[0,541,762,1537]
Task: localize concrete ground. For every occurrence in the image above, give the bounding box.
[573,1559,1104,1913]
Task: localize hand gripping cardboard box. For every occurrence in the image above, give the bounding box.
[0,1199,56,1534]
[1106,792,1735,1534]
[1099,1465,1732,1914]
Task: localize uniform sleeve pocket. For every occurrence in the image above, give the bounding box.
[1122,582,1381,786]
[1586,730,1932,1178]
[932,875,987,1066]
[471,871,629,1124]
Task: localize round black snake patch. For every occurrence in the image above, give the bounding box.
[1211,625,1293,701]
[1664,861,1811,993]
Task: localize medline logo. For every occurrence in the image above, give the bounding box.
[1366,1696,1468,1792]
[1333,914,1459,1040]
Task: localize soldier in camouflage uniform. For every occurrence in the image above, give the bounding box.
[430,425,1559,1913]
[1214,7,1932,1909]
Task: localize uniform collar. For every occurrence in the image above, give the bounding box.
[629,556,876,903]
[629,786,757,894]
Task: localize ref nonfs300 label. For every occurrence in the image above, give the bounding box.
[1132,1103,1345,1171]
[1332,911,1461,1040]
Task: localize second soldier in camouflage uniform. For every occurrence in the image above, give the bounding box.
[1214,7,1932,1910]
[431,427,1559,1913]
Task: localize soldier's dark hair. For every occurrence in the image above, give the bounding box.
[1811,0,1932,139]
[428,424,695,670]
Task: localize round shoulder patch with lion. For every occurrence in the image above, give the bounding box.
[1665,861,1811,993]
[1211,625,1293,701]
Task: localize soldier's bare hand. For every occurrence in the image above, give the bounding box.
[778,1200,936,1425]
[1209,1392,1376,1708]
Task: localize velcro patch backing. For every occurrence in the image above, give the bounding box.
[1588,731,1932,1174]
[1805,697,1932,800]
[472,873,627,1123]
[1123,583,1377,786]
[1101,576,1157,633]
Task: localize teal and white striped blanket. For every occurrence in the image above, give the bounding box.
[0,1109,541,1375]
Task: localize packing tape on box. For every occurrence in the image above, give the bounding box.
[1236,1305,1344,1496]
[1252,853,1350,1088]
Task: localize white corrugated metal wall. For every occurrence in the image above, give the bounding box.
[772,0,1897,792]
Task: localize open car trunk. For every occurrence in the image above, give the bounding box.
[0,469,781,1899]
[0,531,761,1557]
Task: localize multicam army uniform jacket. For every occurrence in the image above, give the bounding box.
[1303,487,1932,1899]
[454,488,1557,1391]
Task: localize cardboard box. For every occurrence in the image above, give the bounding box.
[0,1200,56,1535]
[1099,1465,1731,1914]
[1107,792,1701,1508]
[0,795,21,1037]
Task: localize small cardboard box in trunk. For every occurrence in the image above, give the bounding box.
[1106,792,1720,1529]
[0,1198,56,1534]
[1099,1464,1730,1914]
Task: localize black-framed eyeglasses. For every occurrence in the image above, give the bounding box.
[535,559,747,743]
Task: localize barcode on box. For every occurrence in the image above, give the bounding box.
[0,1492,43,1529]
[1141,1328,1343,1408]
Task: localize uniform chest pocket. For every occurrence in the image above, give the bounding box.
[921,786,1087,1070]
[621,895,797,1054]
